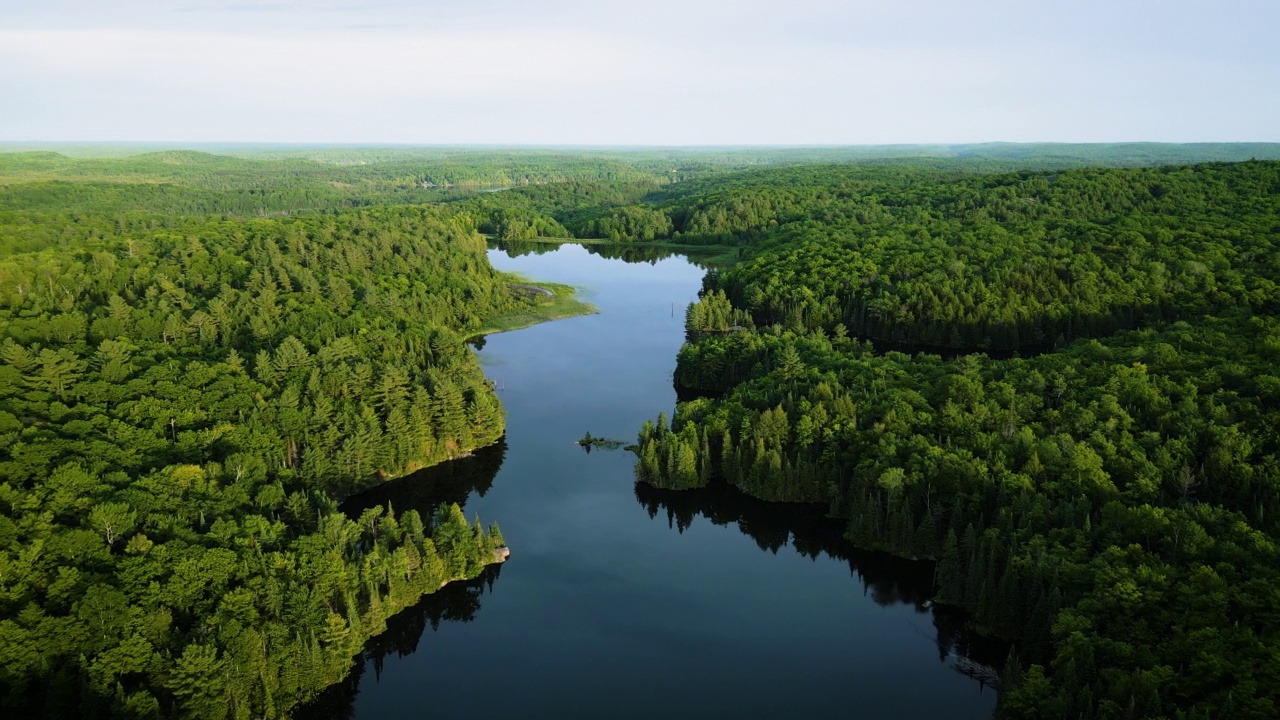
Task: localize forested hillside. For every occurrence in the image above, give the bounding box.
[680,162,1280,352]
[8,143,1279,234]
[0,203,527,716]
[637,161,1280,718]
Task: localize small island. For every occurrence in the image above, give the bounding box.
[577,431,627,452]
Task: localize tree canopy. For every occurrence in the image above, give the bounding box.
[637,160,1280,719]
[0,198,522,716]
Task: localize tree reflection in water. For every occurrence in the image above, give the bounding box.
[304,436,1005,719]
[340,438,507,521]
[633,478,1007,674]
[295,566,504,720]
[300,442,510,719]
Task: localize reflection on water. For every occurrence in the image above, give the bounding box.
[490,238,733,267]
[340,438,507,520]
[301,243,998,719]
[584,243,697,265]
[633,478,1007,674]
[295,565,505,720]
[490,239,561,258]
[306,443,510,718]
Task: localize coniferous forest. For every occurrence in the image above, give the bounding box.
[2,145,1280,718]
[0,154,544,717]
[636,159,1280,718]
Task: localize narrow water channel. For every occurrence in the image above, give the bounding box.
[301,243,998,719]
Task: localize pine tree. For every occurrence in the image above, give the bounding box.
[720,429,737,480]
[937,528,962,602]
[698,429,712,484]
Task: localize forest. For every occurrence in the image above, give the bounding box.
[3,144,1280,718]
[0,168,540,715]
[636,159,1280,718]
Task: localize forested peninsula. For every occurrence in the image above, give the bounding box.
[634,161,1280,718]
[2,144,1280,719]
[0,152,602,717]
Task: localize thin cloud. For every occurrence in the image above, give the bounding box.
[0,1,1276,143]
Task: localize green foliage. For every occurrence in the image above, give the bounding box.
[685,290,754,335]
[638,161,1280,718]
[0,200,517,715]
[0,149,674,217]
[8,145,1280,718]
[656,162,1280,353]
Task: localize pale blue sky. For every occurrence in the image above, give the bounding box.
[1,0,1276,144]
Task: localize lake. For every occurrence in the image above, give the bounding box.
[300,243,999,719]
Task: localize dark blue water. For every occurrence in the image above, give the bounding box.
[303,244,998,719]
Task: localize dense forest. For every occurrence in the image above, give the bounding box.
[636,160,1280,718]
[0,180,537,715]
[5,142,1280,227]
[4,145,1280,718]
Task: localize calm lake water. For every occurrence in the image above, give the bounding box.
[301,244,998,719]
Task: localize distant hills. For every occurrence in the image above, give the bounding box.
[3,141,1280,168]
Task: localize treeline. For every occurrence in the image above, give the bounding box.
[453,180,666,241]
[632,474,1001,668]
[0,204,527,716]
[293,563,505,719]
[0,151,670,218]
[448,153,1280,254]
[712,163,1280,353]
[13,146,1279,240]
[637,162,1280,717]
[0,150,667,195]
[592,162,1280,354]
[0,180,443,217]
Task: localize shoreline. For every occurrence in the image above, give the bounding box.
[465,276,597,340]
[485,235,741,266]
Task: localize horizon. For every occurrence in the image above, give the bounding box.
[5,140,1280,151]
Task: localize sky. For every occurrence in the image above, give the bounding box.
[1,0,1277,145]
